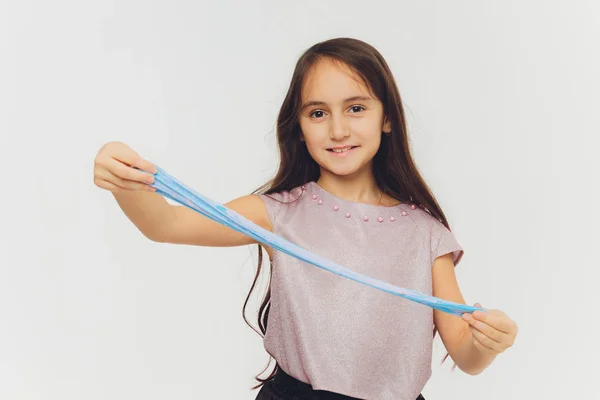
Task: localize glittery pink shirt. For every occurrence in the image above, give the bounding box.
[259,182,463,400]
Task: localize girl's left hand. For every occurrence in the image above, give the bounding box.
[462,303,518,355]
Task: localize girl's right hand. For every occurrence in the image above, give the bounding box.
[93,141,158,193]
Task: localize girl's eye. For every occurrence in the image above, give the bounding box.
[309,106,364,119]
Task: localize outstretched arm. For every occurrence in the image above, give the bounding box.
[432,253,518,375]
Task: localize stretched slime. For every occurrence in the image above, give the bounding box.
[150,165,483,317]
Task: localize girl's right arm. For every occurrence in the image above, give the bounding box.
[93,142,272,248]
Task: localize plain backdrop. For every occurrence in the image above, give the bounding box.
[1,1,599,399]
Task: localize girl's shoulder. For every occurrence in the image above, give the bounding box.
[257,182,308,225]
[258,182,307,209]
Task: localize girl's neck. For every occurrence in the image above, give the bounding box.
[316,168,390,206]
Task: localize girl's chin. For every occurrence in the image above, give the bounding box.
[318,163,367,178]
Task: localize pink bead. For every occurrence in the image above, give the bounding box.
[363,215,369,221]
[301,185,306,190]
[377,216,384,222]
[411,204,416,210]
[345,212,351,218]
[401,211,407,216]
[333,205,339,211]
[311,194,317,200]
[390,216,396,222]
[317,199,323,205]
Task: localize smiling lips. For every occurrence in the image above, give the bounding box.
[327,145,359,157]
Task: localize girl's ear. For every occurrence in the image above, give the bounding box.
[383,117,392,134]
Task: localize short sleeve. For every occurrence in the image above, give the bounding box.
[258,187,302,230]
[431,221,464,266]
[258,193,283,228]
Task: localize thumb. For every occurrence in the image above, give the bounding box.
[473,303,488,314]
[133,156,157,175]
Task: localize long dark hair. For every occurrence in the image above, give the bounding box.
[243,37,453,389]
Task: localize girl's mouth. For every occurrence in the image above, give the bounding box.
[327,146,359,157]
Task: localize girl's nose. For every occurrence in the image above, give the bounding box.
[329,114,350,141]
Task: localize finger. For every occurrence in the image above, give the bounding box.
[130,157,157,174]
[471,309,515,334]
[470,327,505,354]
[472,336,498,356]
[462,314,506,343]
[96,168,156,192]
[94,177,121,192]
[112,147,157,174]
[107,158,156,184]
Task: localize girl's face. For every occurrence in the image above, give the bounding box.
[299,58,390,178]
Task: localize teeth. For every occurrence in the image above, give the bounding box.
[332,147,352,153]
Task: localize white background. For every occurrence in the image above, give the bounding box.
[1,1,599,399]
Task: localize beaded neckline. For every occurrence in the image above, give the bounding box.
[300,181,420,223]
[307,181,404,209]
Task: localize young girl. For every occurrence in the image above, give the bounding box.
[93,37,518,400]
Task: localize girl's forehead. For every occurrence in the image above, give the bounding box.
[301,59,371,101]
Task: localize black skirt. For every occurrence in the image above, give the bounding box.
[255,367,425,400]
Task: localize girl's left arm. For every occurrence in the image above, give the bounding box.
[432,253,519,375]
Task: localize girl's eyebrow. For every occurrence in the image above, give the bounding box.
[301,96,373,110]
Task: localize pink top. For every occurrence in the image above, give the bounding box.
[259,181,463,400]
